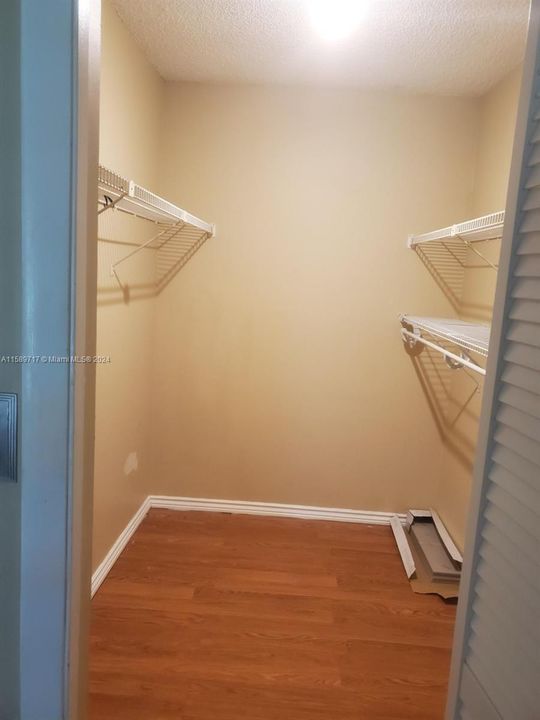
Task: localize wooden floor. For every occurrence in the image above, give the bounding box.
[89,510,456,719]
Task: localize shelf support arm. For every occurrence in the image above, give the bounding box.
[110,220,186,289]
[98,191,128,216]
[456,235,499,270]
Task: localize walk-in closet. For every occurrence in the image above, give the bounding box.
[87,2,539,718]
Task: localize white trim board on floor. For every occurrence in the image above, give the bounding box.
[91,495,407,596]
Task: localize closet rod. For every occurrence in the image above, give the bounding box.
[401,328,486,376]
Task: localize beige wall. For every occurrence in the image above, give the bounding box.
[435,67,522,549]
[473,68,524,217]
[150,83,480,513]
[93,0,164,569]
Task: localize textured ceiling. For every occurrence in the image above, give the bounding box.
[110,0,529,95]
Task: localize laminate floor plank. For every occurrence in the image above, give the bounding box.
[89,509,456,719]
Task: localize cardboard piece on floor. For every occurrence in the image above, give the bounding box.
[390,510,461,600]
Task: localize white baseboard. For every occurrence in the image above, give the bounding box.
[92,494,406,596]
[91,496,152,597]
[150,495,406,526]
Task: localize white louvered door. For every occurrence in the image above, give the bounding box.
[446,3,540,719]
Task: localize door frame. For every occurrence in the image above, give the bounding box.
[18,1,100,717]
[66,1,101,715]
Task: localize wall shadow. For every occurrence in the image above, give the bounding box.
[97,227,211,306]
[156,229,211,293]
[414,242,466,313]
[408,346,481,473]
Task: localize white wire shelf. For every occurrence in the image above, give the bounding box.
[97,165,215,291]
[400,315,490,376]
[408,211,505,248]
[98,165,214,233]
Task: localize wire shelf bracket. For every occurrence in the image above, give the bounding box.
[407,211,504,270]
[400,315,490,377]
[98,165,216,291]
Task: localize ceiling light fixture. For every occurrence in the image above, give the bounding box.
[309,0,367,42]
